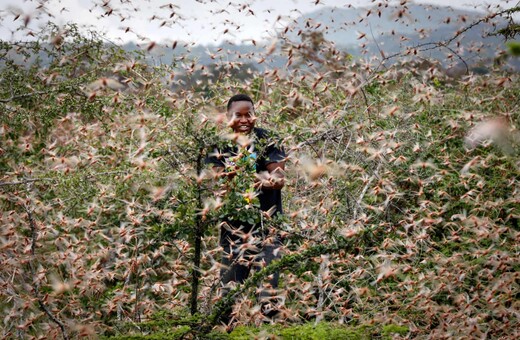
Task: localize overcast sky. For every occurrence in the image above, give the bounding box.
[0,0,515,45]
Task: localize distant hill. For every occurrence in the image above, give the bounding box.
[282,2,515,67]
[3,2,516,74]
[287,3,486,46]
[127,2,517,73]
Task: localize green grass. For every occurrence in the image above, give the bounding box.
[105,322,381,339]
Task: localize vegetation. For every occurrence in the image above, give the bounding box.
[1,3,519,339]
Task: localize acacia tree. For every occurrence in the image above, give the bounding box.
[0,23,223,337]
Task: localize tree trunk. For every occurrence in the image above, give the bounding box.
[190,147,204,315]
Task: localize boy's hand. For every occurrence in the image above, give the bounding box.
[213,166,236,180]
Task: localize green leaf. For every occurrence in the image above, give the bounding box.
[507,41,520,56]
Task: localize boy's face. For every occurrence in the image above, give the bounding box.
[228,100,255,134]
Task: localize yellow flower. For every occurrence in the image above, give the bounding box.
[242,190,258,204]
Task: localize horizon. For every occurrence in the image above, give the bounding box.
[0,0,515,47]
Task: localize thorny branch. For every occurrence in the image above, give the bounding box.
[0,83,86,103]
[381,6,520,65]
[0,178,54,187]
[0,171,130,189]
[315,254,330,325]
[206,229,374,328]
[353,160,383,219]
[0,90,53,103]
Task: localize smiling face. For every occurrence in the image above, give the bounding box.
[228,100,255,134]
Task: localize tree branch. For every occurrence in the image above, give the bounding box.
[381,6,520,64]
[353,160,383,219]
[0,178,53,187]
[206,228,374,328]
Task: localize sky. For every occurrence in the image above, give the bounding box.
[0,0,516,46]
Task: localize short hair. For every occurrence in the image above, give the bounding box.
[227,94,254,111]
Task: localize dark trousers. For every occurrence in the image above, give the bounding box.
[219,220,281,300]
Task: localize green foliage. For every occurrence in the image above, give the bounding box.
[104,310,202,339]
[105,321,374,339]
[229,322,371,340]
[216,146,261,225]
[381,324,409,339]
[1,11,520,340]
[105,327,191,340]
[507,41,520,56]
